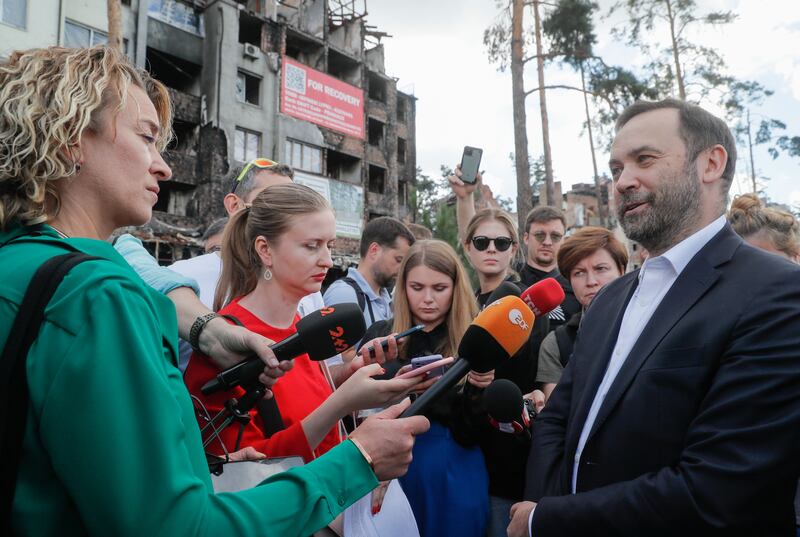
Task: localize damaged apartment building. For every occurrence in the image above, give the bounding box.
[0,0,417,265]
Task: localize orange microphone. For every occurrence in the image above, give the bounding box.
[399,296,533,418]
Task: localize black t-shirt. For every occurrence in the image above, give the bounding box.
[517,262,581,330]
[476,277,549,500]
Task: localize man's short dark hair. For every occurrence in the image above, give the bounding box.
[360,217,415,258]
[615,98,737,190]
[228,163,295,199]
[525,206,566,234]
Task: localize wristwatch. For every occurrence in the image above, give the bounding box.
[189,312,220,353]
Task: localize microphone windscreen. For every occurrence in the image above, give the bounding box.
[484,281,521,306]
[458,295,534,372]
[295,303,366,361]
[520,277,565,317]
[484,379,524,422]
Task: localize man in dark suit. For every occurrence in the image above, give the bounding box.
[508,99,800,537]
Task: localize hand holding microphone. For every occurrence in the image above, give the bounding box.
[202,303,366,395]
[400,295,535,418]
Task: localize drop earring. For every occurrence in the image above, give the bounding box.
[263,267,273,281]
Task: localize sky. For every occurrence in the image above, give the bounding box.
[365,0,800,212]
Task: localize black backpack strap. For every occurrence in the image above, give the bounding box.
[220,314,285,438]
[341,277,374,325]
[0,252,98,530]
[554,322,578,368]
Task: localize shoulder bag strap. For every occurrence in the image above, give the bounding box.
[0,252,98,530]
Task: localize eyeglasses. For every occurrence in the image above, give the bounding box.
[531,231,564,244]
[230,158,279,194]
[470,236,515,252]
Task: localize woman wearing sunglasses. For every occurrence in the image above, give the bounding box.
[453,178,549,537]
[359,239,493,537]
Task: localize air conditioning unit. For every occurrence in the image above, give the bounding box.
[243,43,260,59]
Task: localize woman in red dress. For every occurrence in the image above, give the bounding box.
[185,183,420,462]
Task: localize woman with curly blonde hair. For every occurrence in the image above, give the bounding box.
[0,46,427,536]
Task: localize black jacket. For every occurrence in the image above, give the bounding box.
[525,225,800,536]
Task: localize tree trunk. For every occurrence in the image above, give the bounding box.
[580,61,606,227]
[532,0,555,206]
[665,0,686,100]
[107,0,124,52]
[511,0,533,233]
[746,109,757,193]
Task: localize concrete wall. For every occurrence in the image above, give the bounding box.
[329,18,362,57]
[204,3,279,166]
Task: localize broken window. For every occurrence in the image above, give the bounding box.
[239,11,262,46]
[326,149,361,183]
[368,118,384,147]
[368,165,386,194]
[398,180,408,207]
[234,127,261,163]
[236,71,261,106]
[397,137,406,165]
[368,71,387,103]
[284,139,323,174]
[145,47,201,94]
[396,99,406,122]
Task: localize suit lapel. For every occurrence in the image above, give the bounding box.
[584,225,740,442]
[564,274,639,460]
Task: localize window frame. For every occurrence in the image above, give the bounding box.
[235,70,261,107]
[0,0,27,29]
[234,127,262,163]
[284,138,323,175]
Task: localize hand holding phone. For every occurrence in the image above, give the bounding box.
[396,355,454,379]
[363,324,425,357]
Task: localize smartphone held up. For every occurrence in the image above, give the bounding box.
[459,146,483,184]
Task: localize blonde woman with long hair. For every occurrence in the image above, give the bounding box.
[361,239,493,537]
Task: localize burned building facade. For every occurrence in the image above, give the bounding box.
[0,0,417,265]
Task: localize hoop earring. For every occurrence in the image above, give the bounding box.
[263,267,273,281]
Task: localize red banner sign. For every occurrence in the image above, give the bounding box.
[281,57,365,139]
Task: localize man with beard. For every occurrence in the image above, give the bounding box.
[510,99,800,537]
[324,216,414,328]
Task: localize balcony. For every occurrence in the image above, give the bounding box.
[167,88,201,125]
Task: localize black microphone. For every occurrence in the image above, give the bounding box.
[483,379,533,438]
[399,296,534,418]
[201,303,366,395]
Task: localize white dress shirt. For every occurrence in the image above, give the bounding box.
[528,215,726,535]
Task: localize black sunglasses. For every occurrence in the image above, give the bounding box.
[471,236,515,252]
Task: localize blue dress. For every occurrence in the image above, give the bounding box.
[400,421,490,537]
[361,319,491,537]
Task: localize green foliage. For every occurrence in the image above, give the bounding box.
[411,166,439,229]
[542,0,654,147]
[543,0,597,66]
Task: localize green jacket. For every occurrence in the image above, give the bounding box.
[1,225,377,536]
